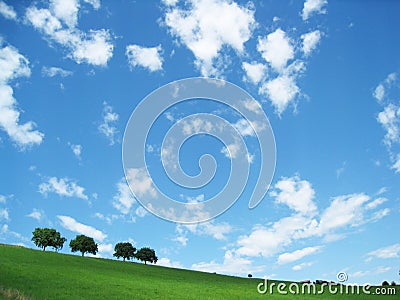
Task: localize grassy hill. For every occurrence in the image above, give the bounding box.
[0,244,398,299]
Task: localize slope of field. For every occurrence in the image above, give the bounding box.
[0,244,398,299]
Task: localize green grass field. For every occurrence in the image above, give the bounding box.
[0,244,398,299]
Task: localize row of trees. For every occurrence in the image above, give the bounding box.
[382,281,397,286]
[114,242,157,264]
[32,228,157,264]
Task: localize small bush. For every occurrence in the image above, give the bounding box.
[390,281,396,286]
[382,280,389,286]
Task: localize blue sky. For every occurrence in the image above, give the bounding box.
[1,0,399,285]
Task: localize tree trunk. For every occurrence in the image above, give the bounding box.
[43,247,46,251]
[123,258,126,262]
[81,252,84,257]
[145,261,147,265]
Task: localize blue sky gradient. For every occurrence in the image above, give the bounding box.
[0,0,399,285]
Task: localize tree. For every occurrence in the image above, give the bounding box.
[113,242,136,262]
[69,235,98,257]
[135,247,157,265]
[53,234,67,252]
[31,228,66,251]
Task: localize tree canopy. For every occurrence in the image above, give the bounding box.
[31,227,66,251]
[69,234,98,257]
[135,247,158,265]
[113,242,136,262]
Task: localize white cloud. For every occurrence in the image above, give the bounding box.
[25,3,113,66]
[270,175,317,216]
[58,215,107,242]
[366,244,400,260]
[373,73,400,174]
[351,270,369,278]
[233,119,255,137]
[173,235,188,246]
[174,218,232,247]
[302,0,328,21]
[164,0,256,76]
[135,206,148,218]
[376,187,387,196]
[235,214,311,257]
[336,161,346,179]
[98,243,113,255]
[111,177,149,218]
[257,29,294,72]
[158,257,183,268]
[0,224,8,234]
[0,1,16,20]
[385,72,397,84]
[370,208,390,221]
[255,28,310,115]
[351,266,392,278]
[39,176,88,200]
[259,74,300,115]
[317,193,370,234]
[192,249,265,276]
[82,0,100,10]
[42,66,73,77]
[0,44,44,148]
[246,152,255,164]
[98,101,119,145]
[242,62,267,84]
[112,178,136,214]
[181,117,213,135]
[292,261,314,271]
[0,224,29,243]
[377,103,400,147]
[277,246,321,264]
[373,84,385,102]
[126,44,163,72]
[0,208,9,221]
[366,197,387,210]
[126,168,157,198]
[242,98,263,115]
[221,141,241,159]
[72,30,114,66]
[161,0,179,6]
[301,30,321,56]
[50,0,79,28]
[186,194,204,204]
[392,154,400,173]
[165,111,175,122]
[27,208,44,221]
[374,73,397,102]
[94,212,120,225]
[0,85,44,148]
[230,176,389,261]
[0,195,6,203]
[197,222,232,240]
[70,143,82,159]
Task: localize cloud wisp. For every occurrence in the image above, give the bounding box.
[0,42,44,148]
